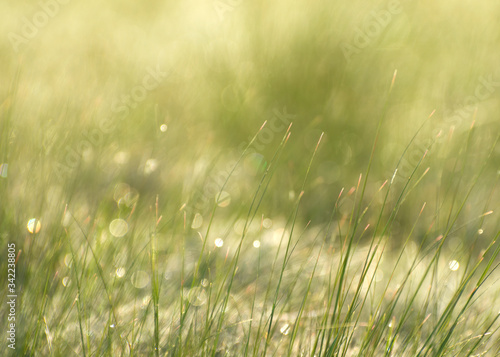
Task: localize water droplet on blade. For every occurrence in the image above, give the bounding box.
[216,191,231,207]
[192,213,203,229]
[27,218,41,234]
[116,267,126,278]
[64,254,72,267]
[263,218,273,229]
[280,324,290,335]
[449,260,460,271]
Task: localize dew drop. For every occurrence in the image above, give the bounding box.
[192,213,203,229]
[144,159,158,175]
[449,260,460,271]
[478,229,484,235]
[142,295,151,307]
[62,277,70,287]
[215,238,224,248]
[114,151,130,165]
[216,191,231,207]
[116,267,126,278]
[27,218,41,234]
[160,124,168,132]
[280,324,290,335]
[109,219,128,237]
[263,218,273,229]
[64,254,73,267]
[253,240,261,248]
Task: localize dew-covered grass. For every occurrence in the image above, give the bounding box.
[1,0,500,356]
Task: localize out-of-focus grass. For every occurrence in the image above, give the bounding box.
[1,0,500,356]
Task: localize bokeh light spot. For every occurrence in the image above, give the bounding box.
[64,254,72,267]
[192,213,203,229]
[27,218,41,234]
[116,267,126,278]
[144,159,158,175]
[449,260,460,271]
[109,219,128,237]
[280,324,290,335]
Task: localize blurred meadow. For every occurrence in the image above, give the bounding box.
[1,0,500,356]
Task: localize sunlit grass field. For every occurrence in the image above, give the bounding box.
[1,0,500,356]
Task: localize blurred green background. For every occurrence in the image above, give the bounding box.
[2,0,499,233]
